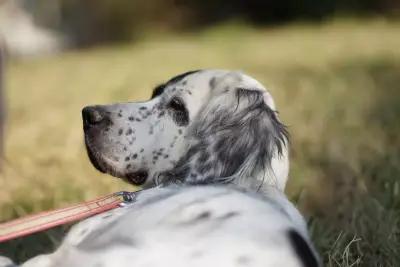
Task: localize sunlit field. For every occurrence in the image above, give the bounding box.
[1,18,399,266]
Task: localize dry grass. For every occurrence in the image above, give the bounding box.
[0,18,399,265]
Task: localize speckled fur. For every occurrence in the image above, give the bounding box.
[1,70,320,267]
[83,69,290,190]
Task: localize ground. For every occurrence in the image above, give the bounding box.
[0,18,399,266]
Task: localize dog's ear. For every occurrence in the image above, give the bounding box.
[158,88,289,190]
[197,88,288,182]
[210,71,277,112]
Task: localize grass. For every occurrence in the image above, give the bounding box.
[0,18,400,265]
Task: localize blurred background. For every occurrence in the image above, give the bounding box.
[0,0,399,266]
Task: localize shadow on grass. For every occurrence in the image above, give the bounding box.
[0,226,71,264]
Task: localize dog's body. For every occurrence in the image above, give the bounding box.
[1,70,319,267]
[18,186,317,267]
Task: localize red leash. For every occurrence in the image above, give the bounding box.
[0,191,137,243]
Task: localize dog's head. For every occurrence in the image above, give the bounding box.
[82,70,289,190]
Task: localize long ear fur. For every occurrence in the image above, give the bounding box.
[157,88,289,188]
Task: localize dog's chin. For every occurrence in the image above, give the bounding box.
[85,143,107,174]
[85,141,148,186]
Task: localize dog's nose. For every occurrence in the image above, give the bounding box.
[82,106,107,127]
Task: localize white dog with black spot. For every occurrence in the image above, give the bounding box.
[1,70,320,267]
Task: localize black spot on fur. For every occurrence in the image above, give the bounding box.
[179,211,211,225]
[139,106,147,110]
[118,128,123,135]
[158,111,165,118]
[288,230,319,267]
[194,211,211,221]
[132,154,138,159]
[151,70,200,103]
[178,129,183,135]
[126,128,133,135]
[218,211,238,220]
[209,77,216,88]
[166,70,200,85]
[128,116,134,121]
[125,156,130,162]
[151,84,166,99]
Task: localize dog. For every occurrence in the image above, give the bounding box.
[82,69,289,191]
[1,70,319,267]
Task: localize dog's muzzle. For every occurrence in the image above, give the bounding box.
[82,105,112,173]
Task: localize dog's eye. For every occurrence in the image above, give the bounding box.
[167,97,189,126]
[168,97,186,112]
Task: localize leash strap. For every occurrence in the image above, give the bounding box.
[0,191,136,243]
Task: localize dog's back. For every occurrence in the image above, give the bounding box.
[20,186,319,267]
